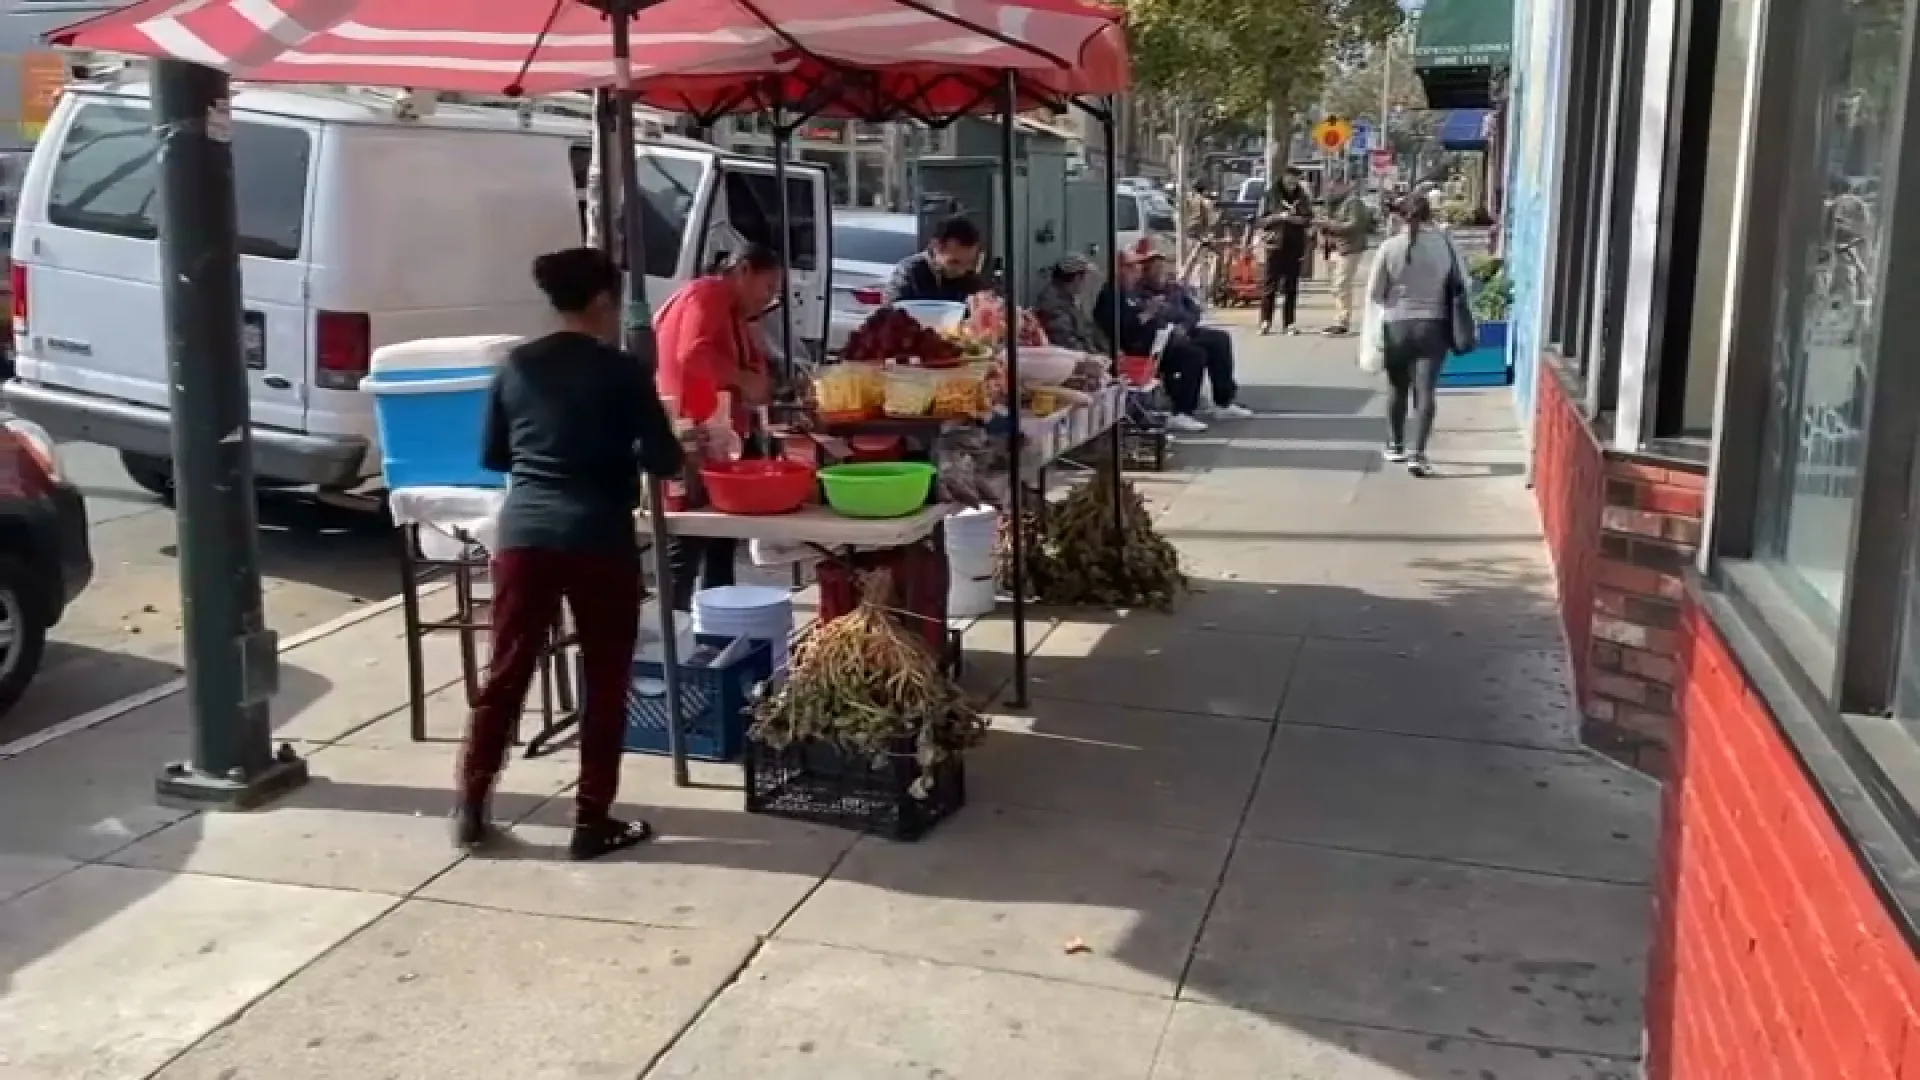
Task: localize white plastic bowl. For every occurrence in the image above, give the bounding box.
[894,300,967,332]
[1013,345,1082,386]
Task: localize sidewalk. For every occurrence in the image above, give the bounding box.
[0,298,1656,1080]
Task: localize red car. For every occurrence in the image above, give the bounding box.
[0,412,91,713]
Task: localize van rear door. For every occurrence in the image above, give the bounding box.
[15,97,314,432]
[705,159,829,359]
[620,143,715,314]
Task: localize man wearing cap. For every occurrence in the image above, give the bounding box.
[1034,253,1106,353]
[1094,251,1209,433]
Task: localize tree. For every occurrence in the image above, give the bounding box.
[1318,31,1436,159]
[1122,0,1405,178]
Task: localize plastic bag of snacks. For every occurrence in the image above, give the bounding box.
[883,366,938,417]
[929,363,993,420]
[934,425,1007,508]
[816,363,884,419]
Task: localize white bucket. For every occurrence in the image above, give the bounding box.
[693,585,795,670]
[945,506,999,619]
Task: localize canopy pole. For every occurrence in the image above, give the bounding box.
[1000,71,1028,708]
[772,106,797,394]
[589,89,616,250]
[149,59,306,809]
[611,2,690,787]
[1100,97,1124,551]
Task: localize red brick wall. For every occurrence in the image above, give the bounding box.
[1532,364,1606,705]
[1530,362,1705,775]
[1586,463,1705,774]
[1648,599,1920,1079]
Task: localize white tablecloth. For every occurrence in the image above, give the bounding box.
[389,484,950,564]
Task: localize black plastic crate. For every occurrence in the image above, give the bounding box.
[587,634,773,762]
[743,735,966,841]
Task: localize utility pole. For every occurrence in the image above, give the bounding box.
[1378,31,1396,194]
[150,60,306,809]
[1172,101,1189,271]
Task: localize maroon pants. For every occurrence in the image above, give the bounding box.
[460,547,640,823]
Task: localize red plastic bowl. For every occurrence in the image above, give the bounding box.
[847,435,903,463]
[700,459,817,515]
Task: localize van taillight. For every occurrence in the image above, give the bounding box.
[9,263,25,337]
[851,287,883,306]
[315,311,370,391]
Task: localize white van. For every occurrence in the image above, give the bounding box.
[1115,184,1177,258]
[5,81,829,495]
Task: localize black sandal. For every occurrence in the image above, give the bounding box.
[568,818,656,861]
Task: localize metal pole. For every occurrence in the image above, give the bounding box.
[1173,103,1188,272]
[1000,72,1028,708]
[773,113,797,391]
[149,60,304,809]
[1101,101,1124,549]
[589,89,616,249]
[611,7,689,787]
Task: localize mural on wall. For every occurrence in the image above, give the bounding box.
[1500,0,1568,432]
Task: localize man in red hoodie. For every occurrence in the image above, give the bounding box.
[653,244,783,609]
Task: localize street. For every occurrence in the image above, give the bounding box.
[1,439,400,745]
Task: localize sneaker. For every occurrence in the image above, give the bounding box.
[1407,457,1432,477]
[1284,325,1301,336]
[1215,403,1255,419]
[1166,413,1210,434]
[1258,321,1273,336]
[1383,444,1408,463]
[1322,325,1351,337]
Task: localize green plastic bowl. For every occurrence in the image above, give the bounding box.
[819,462,937,519]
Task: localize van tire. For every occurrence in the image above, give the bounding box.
[0,555,50,716]
[119,452,176,500]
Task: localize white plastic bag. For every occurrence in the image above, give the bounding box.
[1357,301,1385,374]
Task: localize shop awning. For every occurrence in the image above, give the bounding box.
[1411,0,1512,110]
[1438,109,1492,151]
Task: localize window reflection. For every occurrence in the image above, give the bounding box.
[1755,0,1906,627]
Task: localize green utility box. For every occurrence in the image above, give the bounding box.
[912,129,1095,307]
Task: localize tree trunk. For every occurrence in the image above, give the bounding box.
[1263,83,1291,182]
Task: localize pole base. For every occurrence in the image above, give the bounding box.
[156,745,311,811]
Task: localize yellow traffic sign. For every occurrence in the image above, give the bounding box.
[1312,116,1352,153]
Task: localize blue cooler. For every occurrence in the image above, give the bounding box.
[362,335,520,489]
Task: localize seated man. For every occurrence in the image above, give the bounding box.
[885,215,987,304]
[1094,252,1209,434]
[1140,253,1251,419]
[1033,253,1107,353]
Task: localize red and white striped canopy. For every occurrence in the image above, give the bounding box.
[50,0,1129,101]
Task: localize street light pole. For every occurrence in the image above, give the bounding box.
[150,59,306,809]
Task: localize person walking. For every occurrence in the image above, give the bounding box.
[1365,192,1465,477]
[1321,179,1376,336]
[461,247,685,859]
[1256,168,1314,335]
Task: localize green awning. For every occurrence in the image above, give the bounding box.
[1410,0,1513,72]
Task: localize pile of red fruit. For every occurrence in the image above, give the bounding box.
[842,307,963,367]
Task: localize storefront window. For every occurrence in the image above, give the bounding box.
[1752,0,1908,626]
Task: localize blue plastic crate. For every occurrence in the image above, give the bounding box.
[599,634,773,761]
[1441,321,1511,388]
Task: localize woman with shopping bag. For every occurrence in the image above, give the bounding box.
[1359,193,1475,477]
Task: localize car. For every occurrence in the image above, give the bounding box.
[0,411,90,713]
[828,211,920,355]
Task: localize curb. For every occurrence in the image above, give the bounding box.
[0,582,449,761]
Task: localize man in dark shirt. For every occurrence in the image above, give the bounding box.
[1257,168,1315,335]
[884,215,987,304]
[461,246,683,861]
[1093,252,1209,433]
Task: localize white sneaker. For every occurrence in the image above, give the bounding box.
[1215,403,1254,419]
[1167,413,1210,434]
